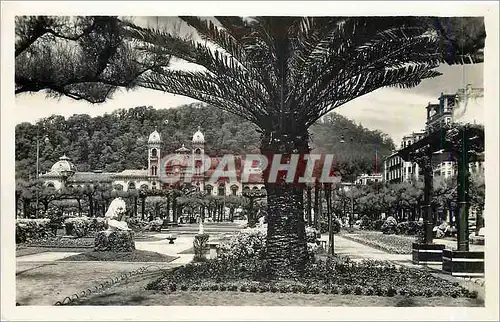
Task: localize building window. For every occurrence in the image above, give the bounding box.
[151,165,157,176]
[218,184,225,196]
[231,185,238,196]
[128,182,136,190]
[47,182,55,188]
[151,148,157,157]
[205,184,213,195]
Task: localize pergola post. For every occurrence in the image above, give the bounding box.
[411,144,445,265]
[422,145,434,244]
[457,126,470,251]
[442,124,484,277]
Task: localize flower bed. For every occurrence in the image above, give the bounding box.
[342,231,416,254]
[16,219,53,243]
[24,236,94,248]
[64,216,106,237]
[145,227,472,298]
[146,257,474,298]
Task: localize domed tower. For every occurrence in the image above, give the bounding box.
[192,126,205,188]
[50,155,76,189]
[148,127,162,178]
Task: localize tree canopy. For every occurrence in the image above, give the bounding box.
[15,104,394,180]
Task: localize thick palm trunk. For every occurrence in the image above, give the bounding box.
[265,184,307,278]
[261,130,309,279]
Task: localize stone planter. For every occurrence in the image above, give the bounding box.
[94,230,135,252]
[412,242,445,265]
[442,249,484,277]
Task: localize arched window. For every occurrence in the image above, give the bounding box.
[252,186,259,190]
[151,148,157,157]
[151,165,157,176]
[128,182,136,190]
[152,182,157,190]
[195,148,201,155]
[218,184,225,196]
[231,185,238,196]
[140,184,149,190]
[205,184,213,195]
[47,182,55,188]
[115,184,124,191]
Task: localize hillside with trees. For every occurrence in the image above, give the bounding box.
[15,103,394,180]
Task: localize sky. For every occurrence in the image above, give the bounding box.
[14,17,485,146]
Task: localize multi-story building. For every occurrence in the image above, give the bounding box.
[384,85,484,184]
[384,130,425,184]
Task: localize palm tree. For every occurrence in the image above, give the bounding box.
[122,16,484,278]
[16,16,484,277]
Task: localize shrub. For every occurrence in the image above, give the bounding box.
[396,221,410,235]
[373,219,385,231]
[16,224,27,244]
[147,218,163,232]
[306,243,321,261]
[16,219,53,243]
[381,216,398,235]
[126,218,148,232]
[320,216,342,234]
[305,226,318,243]
[64,216,93,237]
[360,215,373,230]
[218,228,267,261]
[90,217,106,232]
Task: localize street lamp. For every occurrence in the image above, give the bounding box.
[35,135,49,216]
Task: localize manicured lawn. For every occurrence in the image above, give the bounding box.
[16,261,168,306]
[60,250,179,262]
[341,231,415,254]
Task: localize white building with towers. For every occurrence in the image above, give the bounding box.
[40,126,264,196]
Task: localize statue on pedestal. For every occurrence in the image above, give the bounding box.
[94,197,135,252]
[104,197,131,231]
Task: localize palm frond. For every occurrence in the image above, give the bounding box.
[137,69,268,124]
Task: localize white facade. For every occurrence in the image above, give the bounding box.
[355,173,383,185]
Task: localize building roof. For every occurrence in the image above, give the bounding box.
[50,155,77,175]
[68,171,115,182]
[148,129,162,144]
[192,126,205,144]
[175,144,190,153]
[116,169,149,177]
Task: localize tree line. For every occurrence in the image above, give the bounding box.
[15,104,395,181]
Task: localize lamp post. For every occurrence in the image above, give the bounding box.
[35,135,49,217]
